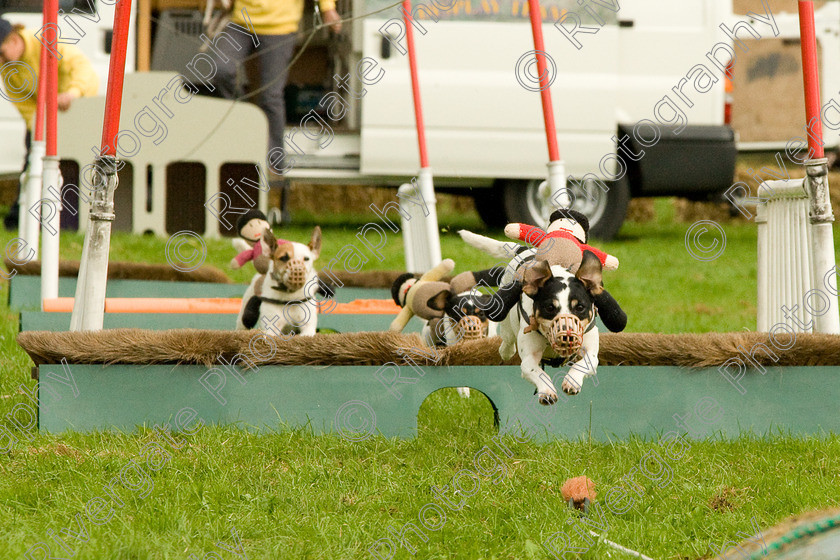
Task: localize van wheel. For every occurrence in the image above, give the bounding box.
[501,176,630,240]
[472,183,508,227]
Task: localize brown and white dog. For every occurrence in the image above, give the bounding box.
[236,227,322,336]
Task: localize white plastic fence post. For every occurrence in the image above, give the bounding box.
[39,156,61,305]
[399,168,441,274]
[20,140,46,258]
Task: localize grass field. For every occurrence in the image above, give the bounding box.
[1,198,840,559]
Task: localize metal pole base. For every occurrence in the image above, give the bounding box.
[70,156,119,332]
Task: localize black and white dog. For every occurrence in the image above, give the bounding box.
[391,272,498,346]
[391,273,499,397]
[236,227,323,335]
[460,230,626,405]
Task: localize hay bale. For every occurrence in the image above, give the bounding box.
[5,259,233,284]
[17,330,440,367]
[16,330,840,368]
[625,199,656,223]
[285,184,476,218]
[672,198,744,224]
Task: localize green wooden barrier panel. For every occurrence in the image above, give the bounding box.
[20,311,423,333]
[35,364,840,441]
[8,275,390,310]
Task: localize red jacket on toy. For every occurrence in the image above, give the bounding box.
[509,223,612,267]
[504,209,619,272]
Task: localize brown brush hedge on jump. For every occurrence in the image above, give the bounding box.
[4,259,420,288]
[5,259,233,284]
[15,330,840,368]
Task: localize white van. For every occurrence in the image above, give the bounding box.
[0,0,768,238]
[283,0,740,237]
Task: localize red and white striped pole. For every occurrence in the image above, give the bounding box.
[39,0,60,304]
[70,0,133,331]
[400,0,441,273]
[798,0,839,334]
[527,0,569,211]
[799,0,823,159]
[404,0,428,171]
[19,5,49,254]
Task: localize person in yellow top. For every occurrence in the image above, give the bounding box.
[210,0,342,221]
[0,17,99,230]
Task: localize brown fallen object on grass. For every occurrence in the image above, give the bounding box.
[561,476,596,512]
[16,330,840,368]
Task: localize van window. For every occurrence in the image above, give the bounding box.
[364,0,618,24]
[0,0,94,15]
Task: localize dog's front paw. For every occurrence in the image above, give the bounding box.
[538,391,558,406]
[525,367,558,405]
[561,376,582,395]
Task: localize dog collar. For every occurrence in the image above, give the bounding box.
[270,281,309,293]
[399,278,417,307]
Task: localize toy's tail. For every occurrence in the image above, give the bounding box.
[458,230,519,259]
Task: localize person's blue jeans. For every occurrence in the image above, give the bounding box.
[212,28,297,175]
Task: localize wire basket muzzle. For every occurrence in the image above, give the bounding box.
[285,259,308,291]
[547,313,584,357]
[457,315,485,340]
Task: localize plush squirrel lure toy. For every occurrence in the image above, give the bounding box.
[505,209,625,332]
[504,209,619,272]
[389,259,456,332]
[230,209,289,274]
[458,209,627,332]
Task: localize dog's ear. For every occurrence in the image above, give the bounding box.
[523,260,553,297]
[262,227,277,254]
[425,289,451,314]
[309,226,322,257]
[576,250,604,295]
[253,255,270,274]
[486,281,524,322]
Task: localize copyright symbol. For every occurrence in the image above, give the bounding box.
[515,50,556,92]
[1,61,37,103]
[165,231,207,272]
[335,400,376,442]
[685,220,726,261]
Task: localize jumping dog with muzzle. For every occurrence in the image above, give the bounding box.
[501,253,604,404]
[458,230,627,405]
[391,272,498,346]
[391,271,502,397]
[236,226,324,335]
